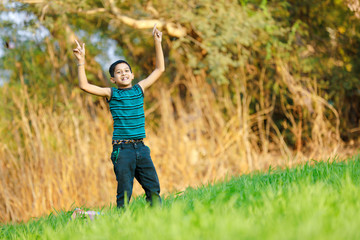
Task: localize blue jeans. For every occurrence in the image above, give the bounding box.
[110,142,161,208]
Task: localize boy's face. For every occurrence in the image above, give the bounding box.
[110,63,134,88]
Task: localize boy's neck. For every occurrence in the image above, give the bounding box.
[118,84,133,89]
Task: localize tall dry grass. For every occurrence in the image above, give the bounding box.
[0,65,343,223]
[0,84,114,222]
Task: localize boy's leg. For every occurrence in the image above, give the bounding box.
[111,145,136,208]
[134,144,161,206]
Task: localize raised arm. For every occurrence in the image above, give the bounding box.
[73,40,111,98]
[138,24,165,92]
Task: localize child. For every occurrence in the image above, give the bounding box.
[73,25,165,208]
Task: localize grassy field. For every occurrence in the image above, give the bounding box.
[1,154,360,240]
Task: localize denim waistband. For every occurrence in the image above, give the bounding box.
[112,141,145,149]
[112,139,144,145]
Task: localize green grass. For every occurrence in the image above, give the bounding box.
[2,154,360,240]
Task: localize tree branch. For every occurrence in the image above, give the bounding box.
[19,0,187,38]
[78,8,107,15]
[107,0,186,38]
[19,0,45,3]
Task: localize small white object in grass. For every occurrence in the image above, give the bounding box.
[70,208,101,221]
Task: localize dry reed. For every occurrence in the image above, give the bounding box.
[0,66,344,222]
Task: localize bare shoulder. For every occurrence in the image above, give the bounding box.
[137,80,146,93]
[103,87,112,98]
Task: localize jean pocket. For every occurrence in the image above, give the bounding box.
[111,149,121,164]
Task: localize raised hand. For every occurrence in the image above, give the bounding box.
[73,40,85,64]
[152,24,162,42]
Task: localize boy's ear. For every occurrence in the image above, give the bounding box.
[110,77,115,83]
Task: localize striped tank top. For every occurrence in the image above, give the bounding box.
[107,84,146,140]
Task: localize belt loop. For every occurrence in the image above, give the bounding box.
[120,143,124,149]
[133,142,138,149]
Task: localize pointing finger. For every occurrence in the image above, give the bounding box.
[152,24,157,36]
[75,39,81,48]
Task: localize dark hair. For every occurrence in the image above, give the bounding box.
[109,60,132,77]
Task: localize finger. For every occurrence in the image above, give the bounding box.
[75,40,81,48]
[152,24,157,36]
[82,43,85,51]
[157,31,162,38]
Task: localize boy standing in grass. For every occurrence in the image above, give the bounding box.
[72,25,165,208]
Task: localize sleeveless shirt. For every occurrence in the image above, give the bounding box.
[107,84,146,140]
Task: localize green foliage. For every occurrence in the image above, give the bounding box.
[0,0,359,145]
[170,0,289,84]
[267,0,360,134]
[1,154,360,239]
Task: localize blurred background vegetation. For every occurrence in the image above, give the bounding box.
[0,0,359,222]
[1,0,359,142]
